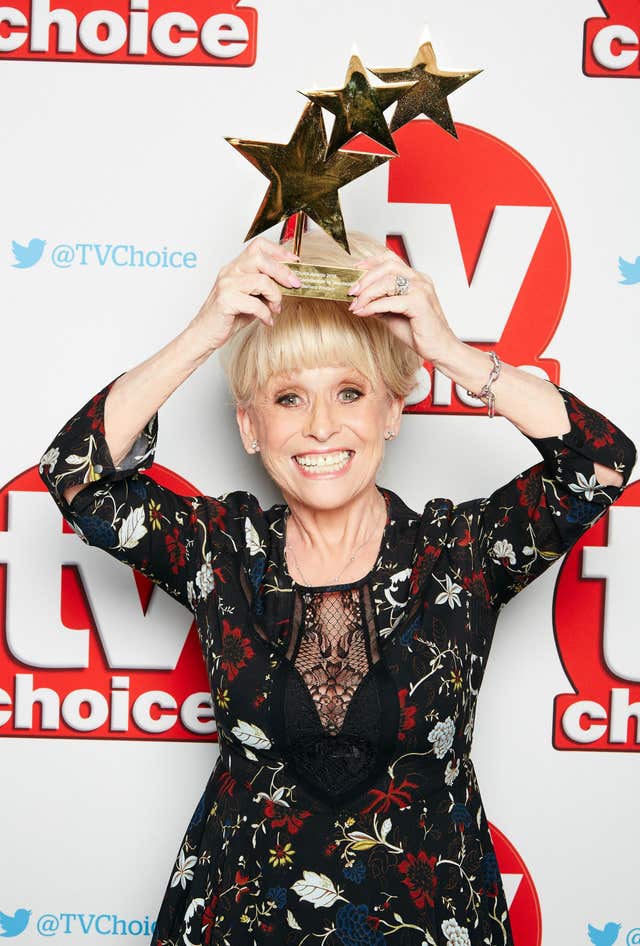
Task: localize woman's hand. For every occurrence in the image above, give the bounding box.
[191,237,302,350]
[347,248,457,363]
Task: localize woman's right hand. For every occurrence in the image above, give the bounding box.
[191,236,302,350]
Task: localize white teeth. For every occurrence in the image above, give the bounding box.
[295,450,353,468]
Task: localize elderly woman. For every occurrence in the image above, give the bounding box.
[39,230,635,946]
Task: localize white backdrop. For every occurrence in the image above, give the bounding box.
[2,2,639,944]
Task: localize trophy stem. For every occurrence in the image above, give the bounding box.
[293,211,306,257]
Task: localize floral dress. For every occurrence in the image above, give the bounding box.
[38,373,636,946]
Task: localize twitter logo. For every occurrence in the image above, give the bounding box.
[588,921,622,946]
[0,908,31,937]
[618,255,640,285]
[11,238,45,269]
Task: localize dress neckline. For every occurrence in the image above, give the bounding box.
[279,485,392,593]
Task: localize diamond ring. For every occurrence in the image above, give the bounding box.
[393,274,410,296]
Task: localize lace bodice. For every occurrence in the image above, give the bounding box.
[271,580,399,807]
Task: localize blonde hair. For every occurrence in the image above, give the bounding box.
[218,228,424,410]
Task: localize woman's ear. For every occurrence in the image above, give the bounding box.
[236,405,256,453]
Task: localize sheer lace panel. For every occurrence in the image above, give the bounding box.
[285,583,380,734]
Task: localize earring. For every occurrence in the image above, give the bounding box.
[251,440,260,452]
[384,430,395,440]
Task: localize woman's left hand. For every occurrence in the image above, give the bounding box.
[347,249,457,364]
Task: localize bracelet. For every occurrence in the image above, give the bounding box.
[466,350,501,418]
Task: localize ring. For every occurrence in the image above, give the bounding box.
[393,274,410,296]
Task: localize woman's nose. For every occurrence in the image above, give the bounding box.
[304,399,340,439]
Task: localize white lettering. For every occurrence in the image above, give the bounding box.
[592,24,639,70]
[561,699,608,743]
[582,506,640,682]
[0,492,192,669]
[132,690,177,733]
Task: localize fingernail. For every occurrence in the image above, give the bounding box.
[352,307,363,314]
[348,283,360,295]
[289,275,302,288]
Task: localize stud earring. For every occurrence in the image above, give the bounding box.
[251,440,260,452]
[384,430,395,440]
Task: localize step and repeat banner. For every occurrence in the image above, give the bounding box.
[1,1,639,944]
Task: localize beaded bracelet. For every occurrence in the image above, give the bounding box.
[466,350,502,418]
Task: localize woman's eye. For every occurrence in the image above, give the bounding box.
[276,388,363,407]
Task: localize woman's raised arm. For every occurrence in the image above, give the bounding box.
[38,237,301,612]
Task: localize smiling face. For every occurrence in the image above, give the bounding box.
[236,363,404,509]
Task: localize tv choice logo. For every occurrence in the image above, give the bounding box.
[10,238,199,270]
[554,479,640,751]
[342,122,569,415]
[0,466,216,741]
[584,1,640,77]
[0,0,257,66]
[0,907,156,937]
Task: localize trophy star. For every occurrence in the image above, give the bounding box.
[368,40,482,137]
[225,101,391,253]
[300,52,413,157]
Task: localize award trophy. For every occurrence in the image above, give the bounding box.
[225,39,481,301]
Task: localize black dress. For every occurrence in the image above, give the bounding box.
[39,373,636,946]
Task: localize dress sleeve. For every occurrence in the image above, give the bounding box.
[38,372,224,614]
[466,381,637,614]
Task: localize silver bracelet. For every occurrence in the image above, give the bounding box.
[466,350,501,418]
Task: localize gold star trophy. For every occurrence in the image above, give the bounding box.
[226,36,482,301]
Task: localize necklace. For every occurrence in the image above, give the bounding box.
[284,495,386,601]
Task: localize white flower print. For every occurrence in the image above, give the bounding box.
[444,758,460,786]
[195,551,215,598]
[170,847,197,890]
[441,917,471,946]
[39,446,59,474]
[428,717,455,759]
[490,539,516,565]
[186,580,196,609]
[434,573,463,609]
[568,470,599,502]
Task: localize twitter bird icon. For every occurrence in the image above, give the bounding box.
[0,908,32,937]
[618,255,640,285]
[588,921,622,946]
[11,238,46,269]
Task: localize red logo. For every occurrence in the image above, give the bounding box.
[0,0,257,65]
[553,479,640,750]
[584,1,640,77]
[0,466,215,740]
[490,822,542,946]
[346,121,570,415]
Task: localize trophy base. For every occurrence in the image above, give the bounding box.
[281,262,361,302]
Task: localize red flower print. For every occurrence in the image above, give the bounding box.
[234,869,252,902]
[220,619,255,680]
[165,527,187,575]
[263,800,313,834]
[361,776,420,815]
[397,849,438,911]
[409,545,440,595]
[463,571,490,605]
[87,393,106,435]
[516,466,546,522]
[458,528,473,548]
[209,499,228,532]
[568,395,616,449]
[217,770,238,798]
[398,689,417,742]
[201,893,219,945]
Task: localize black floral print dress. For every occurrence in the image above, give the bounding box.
[39,372,636,946]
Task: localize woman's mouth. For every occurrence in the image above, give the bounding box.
[293,450,354,475]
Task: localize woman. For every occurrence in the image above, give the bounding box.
[39,229,636,946]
